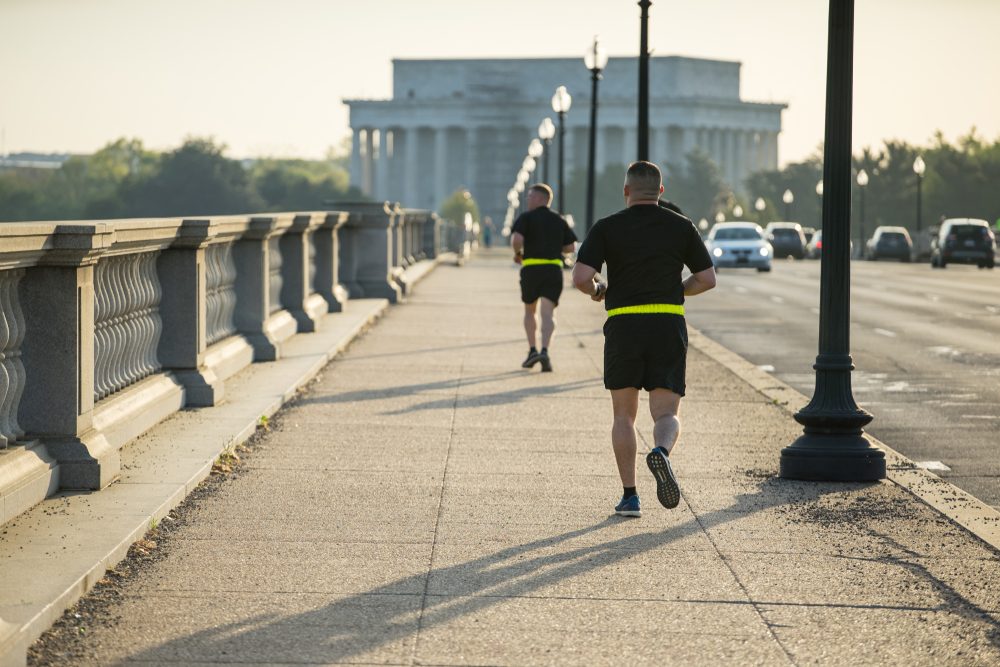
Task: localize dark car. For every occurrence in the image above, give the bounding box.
[764,222,807,259]
[930,218,996,269]
[866,226,912,262]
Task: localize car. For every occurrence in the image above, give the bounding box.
[764,222,807,259]
[706,222,772,272]
[806,229,823,259]
[866,226,912,262]
[930,218,996,269]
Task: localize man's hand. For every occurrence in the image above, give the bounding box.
[513,252,523,265]
[591,281,607,302]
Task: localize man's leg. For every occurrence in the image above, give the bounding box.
[646,388,683,509]
[523,301,538,349]
[538,297,556,349]
[648,388,682,454]
[611,388,640,487]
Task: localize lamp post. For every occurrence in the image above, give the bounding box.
[856,168,868,253]
[585,37,609,235]
[714,211,725,225]
[913,155,925,234]
[538,118,555,185]
[637,0,652,159]
[528,139,543,184]
[551,86,572,213]
[755,197,766,224]
[733,204,744,219]
[782,188,794,220]
[780,0,885,482]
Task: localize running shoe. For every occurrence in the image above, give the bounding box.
[646,446,681,509]
[614,494,642,517]
[521,350,541,368]
[538,351,553,372]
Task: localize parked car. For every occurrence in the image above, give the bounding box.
[706,222,772,272]
[764,222,807,259]
[866,226,912,262]
[930,218,996,269]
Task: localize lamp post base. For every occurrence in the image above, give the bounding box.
[780,432,886,481]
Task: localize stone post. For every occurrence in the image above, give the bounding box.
[156,219,224,407]
[314,211,349,312]
[232,216,297,361]
[280,213,328,333]
[331,201,402,303]
[19,224,117,489]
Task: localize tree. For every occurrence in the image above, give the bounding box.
[439,188,479,225]
[250,158,355,211]
[664,150,728,224]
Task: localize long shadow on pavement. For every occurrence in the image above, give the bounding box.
[117,475,1000,664]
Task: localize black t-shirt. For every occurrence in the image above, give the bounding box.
[511,207,578,260]
[576,203,713,310]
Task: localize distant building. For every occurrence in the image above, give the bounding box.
[0,153,71,170]
[344,56,786,224]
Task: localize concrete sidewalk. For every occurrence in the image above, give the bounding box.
[30,249,1000,665]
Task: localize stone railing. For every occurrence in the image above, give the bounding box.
[0,205,461,525]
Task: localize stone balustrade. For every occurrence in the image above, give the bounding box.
[0,206,465,525]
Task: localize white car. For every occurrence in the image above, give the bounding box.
[706,222,772,272]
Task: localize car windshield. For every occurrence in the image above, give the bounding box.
[949,225,987,240]
[713,228,762,241]
[771,229,799,238]
[881,232,907,242]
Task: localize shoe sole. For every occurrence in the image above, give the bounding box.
[646,449,681,509]
[615,509,642,517]
[521,356,540,369]
[539,356,552,372]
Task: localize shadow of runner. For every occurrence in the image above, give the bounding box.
[292,370,526,407]
[115,478,954,665]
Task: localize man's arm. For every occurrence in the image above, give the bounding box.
[683,266,716,296]
[572,262,607,302]
[511,232,525,264]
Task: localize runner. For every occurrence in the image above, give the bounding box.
[511,183,578,372]
[572,161,716,517]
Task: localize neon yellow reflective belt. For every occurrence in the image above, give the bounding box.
[606,303,685,317]
[521,258,564,267]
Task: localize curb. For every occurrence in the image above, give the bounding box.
[688,325,1000,553]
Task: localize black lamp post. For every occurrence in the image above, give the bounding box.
[637,0,652,160]
[913,155,925,234]
[584,37,608,235]
[780,0,885,482]
[856,168,868,254]
[538,117,555,185]
[551,86,572,213]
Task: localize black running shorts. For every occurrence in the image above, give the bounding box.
[520,265,563,305]
[603,314,688,394]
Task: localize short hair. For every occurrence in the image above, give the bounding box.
[528,183,553,204]
[625,161,662,199]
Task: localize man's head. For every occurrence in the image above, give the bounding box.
[623,161,664,205]
[526,184,554,211]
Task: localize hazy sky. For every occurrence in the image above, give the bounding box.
[2,0,998,165]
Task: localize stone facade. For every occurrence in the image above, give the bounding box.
[345,56,786,224]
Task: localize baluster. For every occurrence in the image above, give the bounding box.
[108,257,128,395]
[0,275,14,442]
[8,270,26,439]
[206,245,220,345]
[147,252,163,375]
[94,260,109,401]
[222,243,237,337]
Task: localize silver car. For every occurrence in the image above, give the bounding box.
[706,222,772,272]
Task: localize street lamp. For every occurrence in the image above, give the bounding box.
[538,117,555,184]
[782,188,794,220]
[856,168,868,252]
[528,138,543,159]
[551,86,572,213]
[714,211,725,224]
[780,0,885,482]
[754,196,766,223]
[584,36,609,235]
[637,0,652,159]
[913,155,925,234]
[733,204,744,219]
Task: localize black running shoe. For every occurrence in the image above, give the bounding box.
[646,446,680,508]
[521,350,541,368]
[538,351,552,372]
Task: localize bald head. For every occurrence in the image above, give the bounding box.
[624,161,664,205]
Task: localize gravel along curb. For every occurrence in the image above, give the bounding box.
[688,325,1000,552]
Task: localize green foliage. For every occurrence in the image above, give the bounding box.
[439,188,479,224]
[0,137,357,222]
[664,150,727,224]
[563,162,630,226]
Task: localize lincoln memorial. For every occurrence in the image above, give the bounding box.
[345,56,786,224]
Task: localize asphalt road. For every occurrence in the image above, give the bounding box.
[687,256,1000,509]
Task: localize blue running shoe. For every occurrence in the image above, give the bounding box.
[614,494,642,517]
[646,446,681,509]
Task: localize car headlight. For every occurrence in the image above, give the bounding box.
[712,247,723,257]
[759,247,770,256]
